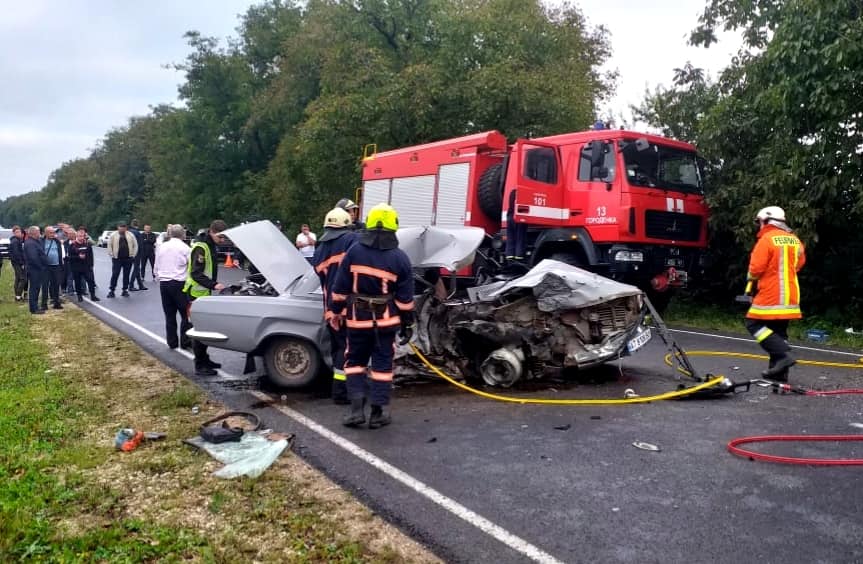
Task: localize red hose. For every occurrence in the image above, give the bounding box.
[727,435,863,466]
[805,389,863,396]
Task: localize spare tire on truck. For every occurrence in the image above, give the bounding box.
[477,163,505,220]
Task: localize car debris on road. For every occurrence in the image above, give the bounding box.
[631,441,661,452]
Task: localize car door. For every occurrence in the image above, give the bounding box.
[512,139,565,226]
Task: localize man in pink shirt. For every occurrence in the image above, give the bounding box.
[154,224,192,349]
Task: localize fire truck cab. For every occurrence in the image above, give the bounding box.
[359,129,708,298]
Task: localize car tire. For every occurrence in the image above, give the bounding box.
[263,337,321,388]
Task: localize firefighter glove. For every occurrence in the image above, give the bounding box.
[399,324,415,346]
[399,311,415,345]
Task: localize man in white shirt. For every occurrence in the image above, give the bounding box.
[155,224,193,349]
[296,224,317,263]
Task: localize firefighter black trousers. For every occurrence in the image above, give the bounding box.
[328,324,348,400]
[745,318,792,375]
[344,328,396,406]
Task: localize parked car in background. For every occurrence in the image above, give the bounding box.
[0,228,12,259]
[98,230,115,247]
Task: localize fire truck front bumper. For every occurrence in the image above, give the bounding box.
[604,244,705,288]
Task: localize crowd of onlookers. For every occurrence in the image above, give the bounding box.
[3,220,162,314]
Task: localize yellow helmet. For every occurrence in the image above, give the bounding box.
[366,203,399,231]
[323,207,352,229]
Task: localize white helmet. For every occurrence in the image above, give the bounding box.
[755,206,786,223]
[323,207,352,229]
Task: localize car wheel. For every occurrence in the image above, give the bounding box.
[263,337,321,388]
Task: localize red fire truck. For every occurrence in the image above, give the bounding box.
[359,129,708,302]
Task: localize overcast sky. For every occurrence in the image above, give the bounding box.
[0,0,738,200]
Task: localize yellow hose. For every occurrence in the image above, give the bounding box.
[665,350,863,378]
[409,344,727,405]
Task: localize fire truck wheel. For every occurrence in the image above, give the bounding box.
[478,163,505,220]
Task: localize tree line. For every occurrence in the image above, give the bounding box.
[2,0,861,322]
[0,0,611,233]
[636,0,862,323]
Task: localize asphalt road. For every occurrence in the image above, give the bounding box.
[81,247,863,563]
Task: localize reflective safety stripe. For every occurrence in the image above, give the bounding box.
[753,327,774,342]
[345,365,367,375]
[315,252,346,275]
[747,305,802,318]
[778,245,787,306]
[351,265,398,282]
[347,316,402,329]
[395,299,414,311]
[370,370,394,382]
[748,304,802,312]
[333,371,347,381]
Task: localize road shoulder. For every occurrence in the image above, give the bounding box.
[0,271,439,562]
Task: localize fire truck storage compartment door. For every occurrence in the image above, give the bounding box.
[434,163,470,227]
[390,175,436,228]
[361,179,392,219]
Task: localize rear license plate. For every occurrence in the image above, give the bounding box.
[627,327,652,353]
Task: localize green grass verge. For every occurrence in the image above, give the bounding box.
[0,267,432,563]
[665,296,863,351]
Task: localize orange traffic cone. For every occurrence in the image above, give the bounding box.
[224,253,236,268]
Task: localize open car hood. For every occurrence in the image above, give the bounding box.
[222,223,485,294]
[396,226,485,271]
[469,259,643,311]
[221,220,313,295]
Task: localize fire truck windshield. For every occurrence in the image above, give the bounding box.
[621,141,703,194]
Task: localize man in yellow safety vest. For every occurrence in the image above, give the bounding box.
[184,219,228,376]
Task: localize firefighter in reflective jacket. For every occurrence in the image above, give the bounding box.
[184,219,228,376]
[744,206,806,381]
[312,207,358,405]
[329,203,414,428]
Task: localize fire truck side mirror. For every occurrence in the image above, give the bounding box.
[588,140,609,182]
[589,140,605,169]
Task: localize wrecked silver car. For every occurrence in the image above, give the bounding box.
[406,259,650,387]
[189,221,651,389]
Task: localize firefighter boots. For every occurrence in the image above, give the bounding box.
[332,380,350,405]
[762,355,796,380]
[368,405,391,429]
[343,398,366,427]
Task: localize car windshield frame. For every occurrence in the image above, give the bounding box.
[621,140,703,194]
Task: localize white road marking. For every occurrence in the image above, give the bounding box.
[669,328,863,358]
[251,391,564,564]
[77,298,565,564]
